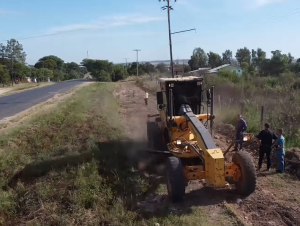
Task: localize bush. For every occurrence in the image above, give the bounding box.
[97,70,112,82]
[217,70,240,83]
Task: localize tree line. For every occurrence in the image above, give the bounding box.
[0,39,88,87]
[2,38,299,86]
[187,47,300,76]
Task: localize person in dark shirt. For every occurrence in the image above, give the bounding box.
[256,123,277,171]
[234,114,248,151]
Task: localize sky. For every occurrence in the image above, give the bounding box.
[0,0,299,65]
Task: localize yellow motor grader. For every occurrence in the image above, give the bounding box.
[146,76,257,202]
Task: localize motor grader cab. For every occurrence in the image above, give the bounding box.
[147,76,257,202]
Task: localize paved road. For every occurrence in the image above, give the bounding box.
[0,79,89,120]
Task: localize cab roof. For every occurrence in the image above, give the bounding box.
[158,76,202,83]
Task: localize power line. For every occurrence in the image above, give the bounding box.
[0,28,86,42]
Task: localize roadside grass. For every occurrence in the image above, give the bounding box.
[0,82,54,97]
[0,82,235,226]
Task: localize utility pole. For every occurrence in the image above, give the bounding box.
[159,0,196,78]
[133,49,141,76]
[124,58,129,68]
[161,0,175,78]
[87,51,89,59]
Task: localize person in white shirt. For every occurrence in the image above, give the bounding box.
[144,91,149,105]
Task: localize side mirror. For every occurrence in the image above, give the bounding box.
[206,89,211,100]
[157,92,163,105]
[157,104,164,111]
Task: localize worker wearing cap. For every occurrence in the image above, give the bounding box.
[144,91,149,105]
[256,123,277,171]
[234,114,247,151]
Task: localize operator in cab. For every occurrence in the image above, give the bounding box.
[256,123,277,171]
[234,114,248,151]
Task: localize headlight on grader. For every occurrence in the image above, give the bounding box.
[243,136,251,142]
[173,140,182,145]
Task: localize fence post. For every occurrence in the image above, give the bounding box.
[260,106,264,130]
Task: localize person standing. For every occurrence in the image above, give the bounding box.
[234,114,248,151]
[144,91,149,105]
[256,123,277,171]
[274,129,285,173]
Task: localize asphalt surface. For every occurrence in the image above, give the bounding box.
[0,79,89,120]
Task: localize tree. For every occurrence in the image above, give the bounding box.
[65,62,80,73]
[143,62,156,74]
[297,58,300,63]
[240,62,249,72]
[0,64,10,86]
[189,47,208,70]
[97,70,111,82]
[156,63,167,73]
[2,39,27,85]
[111,65,128,81]
[127,62,144,75]
[288,53,294,65]
[35,59,57,70]
[188,55,199,70]
[291,63,300,74]
[5,39,26,64]
[251,49,257,59]
[269,50,289,76]
[235,47,251,64]
[14,62,31,81]
[184,64,191,73]
[81,59,113,77]
[222,50,232,64]
[38,55,64,70]
[66,70,80,80]
[252,48,266,74]
[207,51,222,68]
[42,68,52,80]
[79,66,88,76]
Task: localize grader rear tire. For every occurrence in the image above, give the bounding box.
[166,156,185,203]
[232,151,257,196]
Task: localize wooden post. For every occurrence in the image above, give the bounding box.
[260,106,264,130]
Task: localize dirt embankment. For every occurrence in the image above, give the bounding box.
[116,81,300,226]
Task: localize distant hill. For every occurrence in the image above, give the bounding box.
[116,59,189,66]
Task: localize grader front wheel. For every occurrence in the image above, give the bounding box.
[166,156,185,203]
[232,151,257,196]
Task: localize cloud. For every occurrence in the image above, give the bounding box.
[254,0,286,6]
[240,0,287,8]
[0,8,20,15]
[47,14,165,33]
